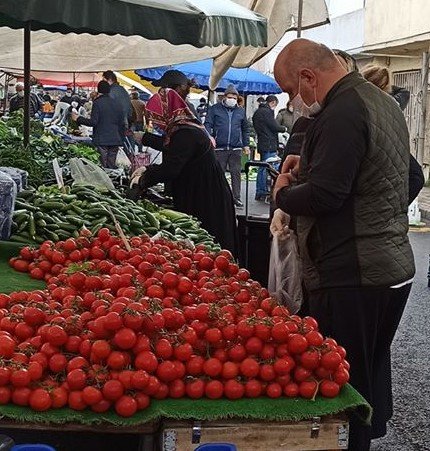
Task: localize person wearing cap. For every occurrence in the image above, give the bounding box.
[252,95,286,201]
[204,84,250,208]
[256,96,266,106]
[153,70,199,118]
[72,81,124,168]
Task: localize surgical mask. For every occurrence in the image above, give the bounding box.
[66,92,72,97]
[290,78,321,119]
[224,98,237,108]
[17,91,24,98]
[71,101,78,108]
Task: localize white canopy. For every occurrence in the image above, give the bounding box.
[0,0,328,89]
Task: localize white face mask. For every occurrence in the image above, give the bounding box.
[290,78,321,120]
[17,91,24,98]
[71,101,78,108]
[224,98,237,108]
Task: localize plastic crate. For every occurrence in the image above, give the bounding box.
[11,445,56,451]
[195,444,237,451]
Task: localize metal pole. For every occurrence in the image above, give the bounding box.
[417,49,430,166]
[297,0,304,38]
[23,22,31,147]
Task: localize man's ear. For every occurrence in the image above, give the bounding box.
[300,68,317,88]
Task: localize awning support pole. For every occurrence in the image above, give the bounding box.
[418,49,430,166]
[297,0,304,37]
[24,22,31,147]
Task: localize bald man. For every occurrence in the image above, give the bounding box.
[272,39,415,450]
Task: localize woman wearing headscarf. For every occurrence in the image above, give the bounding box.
[129,88,238,255]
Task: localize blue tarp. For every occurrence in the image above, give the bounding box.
[135,59,281,95]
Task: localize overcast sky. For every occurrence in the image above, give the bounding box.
[326,0,364,18]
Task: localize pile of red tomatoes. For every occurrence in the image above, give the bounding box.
[2,229,350,417]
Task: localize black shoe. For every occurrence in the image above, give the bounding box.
[234,199,244,208]
[255,194,268,201]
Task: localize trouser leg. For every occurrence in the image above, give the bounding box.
[308,287,406,451]
[228,149,242,201]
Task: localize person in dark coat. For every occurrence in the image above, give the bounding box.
[73,81,124,168]
[9,83,41,117]
[252,95,286,200]
[129,88,238,255]
[102,70,133,129]
[273,39,415,451]
[60,88,73,105]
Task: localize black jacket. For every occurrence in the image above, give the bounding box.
[252,104,285,153]
[276,72,415,291]
[9,93,41,117]
[77,94,124,146]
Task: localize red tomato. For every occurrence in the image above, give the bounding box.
[266,382,282,399]
[319,380,340,398]
[299,380,318,399]
[245,379,263,398]
[66,369,87,390]
[114,328,137,350]
[321,351,342,371]
[68,391,87,411]
[51,387,68,408]
[287,334,309,354]
[82,386,103,406]
[203,358,223,378]
[10,369,31,388]
[29,388,52,412]
[102,380,124,401]
[0,335,15,358]
[205,380,223,399]
[224,379,245,400]
[135,351,158,373]
[240,358,260,378]
[186,379,205,399]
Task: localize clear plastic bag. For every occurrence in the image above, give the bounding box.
[268,232,303,314]
[0,167,23,192]
[69,157,115,192]
[115,148,132,169]
[0,171,17,240]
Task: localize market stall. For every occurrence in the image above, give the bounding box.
[0,237,370,451]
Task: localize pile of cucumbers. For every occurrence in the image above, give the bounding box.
[9,185,219,251]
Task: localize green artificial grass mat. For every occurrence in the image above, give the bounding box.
[0,385,371,426]
[0,241,45,294]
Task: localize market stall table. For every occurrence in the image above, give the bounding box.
[0,241,371,450]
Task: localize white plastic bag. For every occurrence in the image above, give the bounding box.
[268,232,303,314]
[115,148,132,169]
[69,157,115,192]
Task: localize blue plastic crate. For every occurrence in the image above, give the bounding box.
[11,445,56,451]
[195,444,237,451]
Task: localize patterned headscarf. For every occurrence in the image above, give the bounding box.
[145,88,207,145]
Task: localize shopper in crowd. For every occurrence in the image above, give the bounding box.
[333,48,358,72]
[238,95,245,108]
[205,84,250,208]
[102,70,133,128]
[256,96,266,106]
[361,64,424,204]
[273,39,415,451]
[252,95,286,201]
[196,97,208,121]
[60,88,73,105]
[130,91,146,152]
[128,88,237,254]
[361,64,411,111]
[72,81,124,168]
[9,83,42,117]
[276,101,295,132]
[152,70,199,118]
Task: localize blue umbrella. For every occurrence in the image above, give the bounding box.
[135,59,281,95]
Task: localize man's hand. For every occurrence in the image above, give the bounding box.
[270,208,291,239]
[71,112,79,122]
[282,155,300,175]
[243,146,250,155]
[273,172,296,199]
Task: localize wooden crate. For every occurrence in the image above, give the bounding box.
[161,416,349,451]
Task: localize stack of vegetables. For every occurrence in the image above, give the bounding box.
[10,185,218,251]
[0,112,99,186]
[1,229,350,417]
